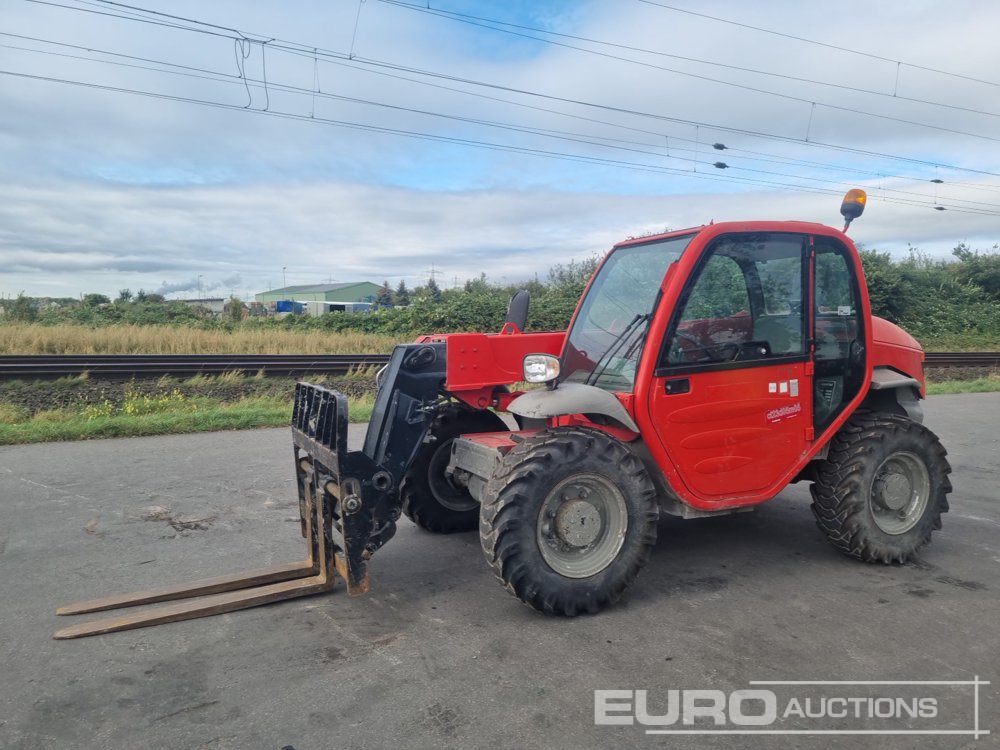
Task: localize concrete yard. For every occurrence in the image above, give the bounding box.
[1,394,997,749]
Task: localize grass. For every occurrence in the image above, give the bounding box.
[4,321,998,356]
[0,391,375,445]
[2,375,996,446]
[919,335,1000,352]
[926,373,1000,395]
[0,323,399,355]
[4,313,991,445]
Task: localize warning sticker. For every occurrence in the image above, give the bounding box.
[766,402,802,424]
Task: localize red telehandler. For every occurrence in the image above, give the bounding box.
[55,190,951,637]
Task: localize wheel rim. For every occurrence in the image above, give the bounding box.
[427,438,478,512]
[869,451,931,535]
[536,473,628,579]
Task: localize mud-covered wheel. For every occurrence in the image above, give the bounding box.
[811,411,952,563]
[479,427,658,615]
[400,407,508,534]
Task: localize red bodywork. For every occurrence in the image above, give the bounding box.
[436,220,926,513]
[871,316,926,396]
[418,329,564,411]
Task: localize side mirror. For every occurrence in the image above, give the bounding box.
[504,289,530,334]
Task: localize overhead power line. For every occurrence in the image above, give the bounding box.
[5,68,999,218]
[8,36,999,213]
[373,1,1000,146]
[28,0,1000,181]
[636,0,1000,89]
[311,51,1000,190]
[14,0,1000,208]
[342,54,1000,179]
[379,0,1000,122]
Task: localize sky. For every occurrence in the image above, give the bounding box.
[2,0,1000,300]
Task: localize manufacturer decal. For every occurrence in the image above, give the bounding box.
[766,402,802,424]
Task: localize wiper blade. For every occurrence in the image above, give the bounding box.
[586,313,650,386]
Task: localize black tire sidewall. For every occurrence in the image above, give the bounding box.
[482,428,658,614]
[854,420,949,555]
[812,412,951,562]
[401,408,507,533]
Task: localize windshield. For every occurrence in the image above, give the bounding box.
[562,234,696,391]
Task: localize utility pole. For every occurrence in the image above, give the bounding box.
[282,266,287,290]
[425,264,443,283]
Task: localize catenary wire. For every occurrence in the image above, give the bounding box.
[636,0,1000,89]
[4,68,999,218]
[6,35,999,211]
[374,0,1000,144]
[25,0,1000,180]
[380,0,1000,121]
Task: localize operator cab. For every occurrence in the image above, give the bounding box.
[544,195,871,502]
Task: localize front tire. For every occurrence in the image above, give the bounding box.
[479,427,658,616]
[400,407,508,534]
[811,411,952,563]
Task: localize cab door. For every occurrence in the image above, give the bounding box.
[812,235,867,434]
[647,233,812,499]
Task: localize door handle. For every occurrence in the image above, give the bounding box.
[664,378,690,395]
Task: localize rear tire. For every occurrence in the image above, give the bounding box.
[400,407,507,534]
[811,411,952,563]
[479,427,658,616]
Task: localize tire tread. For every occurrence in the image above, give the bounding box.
[810,411,951,563]
[480,427,658,616]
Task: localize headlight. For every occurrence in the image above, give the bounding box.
[523,354,560,384]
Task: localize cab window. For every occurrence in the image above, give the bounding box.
[661,234,806,368]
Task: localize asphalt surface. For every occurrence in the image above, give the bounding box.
[1,394,997,750]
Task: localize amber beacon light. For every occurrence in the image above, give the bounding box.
[840,188,867,232]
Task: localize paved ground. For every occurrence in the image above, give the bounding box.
[1,394,997,750]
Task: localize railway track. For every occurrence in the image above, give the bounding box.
[924,352,1000,367]
[0,354,392,381]
[0,352,995,381]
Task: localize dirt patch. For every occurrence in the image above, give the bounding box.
[140,505,218,533]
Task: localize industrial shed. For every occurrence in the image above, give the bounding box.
[255,282,380,308]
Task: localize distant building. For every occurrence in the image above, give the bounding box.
[255,282,381,312]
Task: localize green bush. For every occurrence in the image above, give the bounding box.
[5,243,998,347]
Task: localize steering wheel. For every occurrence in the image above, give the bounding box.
[672,332,716,363]
[673,332,741,364]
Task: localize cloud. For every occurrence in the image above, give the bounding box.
[1,0,998,298]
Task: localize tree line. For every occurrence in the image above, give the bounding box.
[2,244,998,346]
